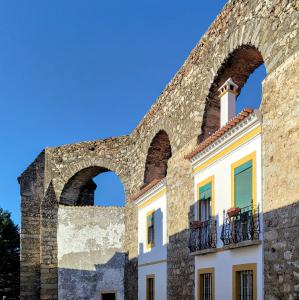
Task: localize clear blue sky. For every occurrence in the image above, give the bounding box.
[0,0,266,225]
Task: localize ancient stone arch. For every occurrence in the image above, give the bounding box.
[19,1,299,299]
[143,130,172,185]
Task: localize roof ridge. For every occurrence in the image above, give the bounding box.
[129,178,164,202]
[185,108,254,160]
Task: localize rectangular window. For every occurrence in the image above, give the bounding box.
[101,292,116,300]
[198,268,214,300]
[198,178,213,222]
[146,211,155,248]
[233,264,257,300]
[232,152,256,209]
[146,275,155,300]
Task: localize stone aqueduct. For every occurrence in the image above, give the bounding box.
[19,0,299,299]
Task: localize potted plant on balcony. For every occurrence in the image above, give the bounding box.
[227,207,241,218]
[190,221,204,229]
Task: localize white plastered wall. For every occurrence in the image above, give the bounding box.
[137,188,167,300]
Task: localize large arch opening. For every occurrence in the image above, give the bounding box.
[57,166,126,299]
[143,130,172,186]
[59,166,125,206]
[200,45,266,142]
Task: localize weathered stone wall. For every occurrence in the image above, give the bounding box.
[57,206,126,300]
[261,51,299,300]
[19,151,45,300]
[19,0,299,299]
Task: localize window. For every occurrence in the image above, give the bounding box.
[232,152,256,209]
[197,177,214,222]
[146,275,155,300]
[233,264,257,300]
[146,210,155,248]
[101,292,116,300]
[198,268,214,300]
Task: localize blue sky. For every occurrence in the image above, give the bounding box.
[0,0,266,224]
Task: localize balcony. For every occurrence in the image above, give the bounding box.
[220,204,260,249]
[188,219,217,255]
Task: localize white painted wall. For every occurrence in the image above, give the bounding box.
[137,192,167,265]
[57,206,125,300]
[138,262,167,300]
[137,185,167,300]
[193,130,263,299]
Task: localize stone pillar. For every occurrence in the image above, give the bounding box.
[19,151,45,300]
[166,141,196,300]
[124,202,138,300]
[40,182,58,299]
[261,51,299,300]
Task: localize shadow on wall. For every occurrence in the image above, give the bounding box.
[138,208,164,260]
[58,252,127,300]
[125,200,299,300]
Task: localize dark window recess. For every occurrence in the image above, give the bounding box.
[147,277,155,300]
[101,293,116,300]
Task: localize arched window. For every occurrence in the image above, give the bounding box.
[143,130,172,185]
[60,166,125,206]
[200,45,266,142]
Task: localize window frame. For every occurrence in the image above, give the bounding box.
[197,176,214,222]
[232,263,257,300]
[231,152,256,209]
[146,274,155,300]
[197,267,215,300]
[146,209,155,249]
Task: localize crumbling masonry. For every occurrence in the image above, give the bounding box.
[19,0,299,299]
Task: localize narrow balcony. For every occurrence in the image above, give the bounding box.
[220,204,260,249]
[188,219,217,255]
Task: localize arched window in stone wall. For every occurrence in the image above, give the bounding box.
[60,166,125,206]
[199,45,266,142]
[143,130,172,186]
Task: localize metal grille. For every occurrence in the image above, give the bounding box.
[239,270,253,300]
[188,219,217,252]
[220,204,260,246]
[201,273,212,300]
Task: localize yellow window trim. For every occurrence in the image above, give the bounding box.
[196,176,215,221]
[138,188,167,209]
[146,209,155,249]
[231,151,256,209]
[193,126,261,174]
[232,263,257,300]
[146,274,155,300]
[197,267,215,300]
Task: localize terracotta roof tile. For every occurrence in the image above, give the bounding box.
[129,178,163,202]
[185,108,254,160]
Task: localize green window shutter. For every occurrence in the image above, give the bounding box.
[199,182,212,200]
[234,160,252,208]
[198,182,212,221]
[147,214,153,227]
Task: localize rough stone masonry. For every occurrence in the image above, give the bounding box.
[19,0,299,299]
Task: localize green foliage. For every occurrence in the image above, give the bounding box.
[0,208,20,299]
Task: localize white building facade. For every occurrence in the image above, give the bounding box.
[135,179,168,300]
[187,80,263,300]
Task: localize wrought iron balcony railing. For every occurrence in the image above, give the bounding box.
[220,204,260,246]
[188,219,217,253]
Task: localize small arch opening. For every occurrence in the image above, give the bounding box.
[143,130,172,186]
